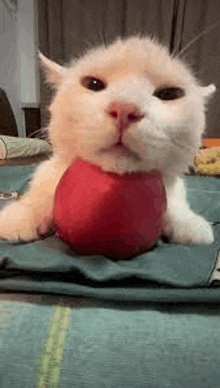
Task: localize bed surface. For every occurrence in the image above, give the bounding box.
[0,164,220,300]
[0,298,219,388]
[0,162,220,387]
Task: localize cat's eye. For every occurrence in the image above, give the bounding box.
[153,87,185,101]
[81,76,106,91]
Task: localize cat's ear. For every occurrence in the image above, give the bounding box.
[200,83,216,100]
[39,52,65,87]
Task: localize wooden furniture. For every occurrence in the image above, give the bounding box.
[0,89,18,137]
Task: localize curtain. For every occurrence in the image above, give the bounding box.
[38,0,220,137]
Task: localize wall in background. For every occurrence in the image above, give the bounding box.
[0,0,24,136]
[17,0,40,107]
[0,0,39,137]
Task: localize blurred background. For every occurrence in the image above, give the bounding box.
[1,0,220,138]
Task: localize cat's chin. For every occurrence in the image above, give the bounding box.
[80,146,154,175]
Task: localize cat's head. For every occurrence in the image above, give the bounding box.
[40,36,215,178]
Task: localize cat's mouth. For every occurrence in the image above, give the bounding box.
[113,141,129,151]
[100,141,141,160]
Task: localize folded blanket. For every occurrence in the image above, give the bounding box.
[0,136,51,160]
[0,165,220,303]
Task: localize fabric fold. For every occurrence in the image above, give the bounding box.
[0,165,220,303]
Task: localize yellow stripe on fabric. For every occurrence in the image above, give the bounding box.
[35,306,71,388]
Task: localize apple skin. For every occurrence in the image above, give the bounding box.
[53,158,166,259]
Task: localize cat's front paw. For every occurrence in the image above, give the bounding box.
[0,202,51,242]
[163,212,214,245]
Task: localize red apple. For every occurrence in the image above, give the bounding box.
[53,158,166,259]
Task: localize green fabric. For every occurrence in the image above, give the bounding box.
[0,300,220,387]
[1,166,220,387]
[0,166,220,303]
[0,165,33,207]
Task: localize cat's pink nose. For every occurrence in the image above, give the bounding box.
[107,102,144,132]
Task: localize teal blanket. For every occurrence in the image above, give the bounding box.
[1,300,220,388]
[1,166,220,388]
[0,165,220,303]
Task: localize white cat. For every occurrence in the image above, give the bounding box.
[0,36,216,245]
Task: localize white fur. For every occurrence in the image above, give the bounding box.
[0,36,215,244]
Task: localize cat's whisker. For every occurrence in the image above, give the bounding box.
[27,127,49,140]
[173,20,220,58]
